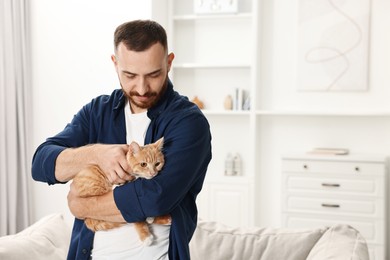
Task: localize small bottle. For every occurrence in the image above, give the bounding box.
[224,153,234,176]
[233,153,242,176]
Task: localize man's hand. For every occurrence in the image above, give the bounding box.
[93,144,134,184]
[55,144,134,184]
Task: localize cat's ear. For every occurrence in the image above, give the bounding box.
[129,141,141,154]
[154,137,164,151]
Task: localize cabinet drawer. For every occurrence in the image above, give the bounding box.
[286,197,383,216]
[285,176,381,195]
[283,214,385,244]
[282,160,384,176]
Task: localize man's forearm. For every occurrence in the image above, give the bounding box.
[56,143,132,184]
[68,188,126,223]
[55,145,98,182]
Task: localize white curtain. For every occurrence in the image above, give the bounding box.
[0,0,31,236]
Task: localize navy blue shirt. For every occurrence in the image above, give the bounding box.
[32,80,212,260]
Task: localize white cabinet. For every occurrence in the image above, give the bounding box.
[281,154,388,260]
[163,0,261,227]
[197,178,255,227]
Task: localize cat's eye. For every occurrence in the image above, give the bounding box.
[140,162,147,167]
[155,162,160,167]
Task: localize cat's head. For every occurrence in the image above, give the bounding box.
[126,137,165,179]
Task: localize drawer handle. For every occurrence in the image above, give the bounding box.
[321,203,340,208]
[321,183,340,188]
[303,164,308,170]
[354,166,360,172]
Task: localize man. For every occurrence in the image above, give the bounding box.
[32,20,212,260]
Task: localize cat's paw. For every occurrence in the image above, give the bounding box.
[143,234,154,246]
[146,217,155,224]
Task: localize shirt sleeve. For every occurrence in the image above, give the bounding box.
[31,103,92,185]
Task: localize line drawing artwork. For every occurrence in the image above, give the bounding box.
[297,0,371,91]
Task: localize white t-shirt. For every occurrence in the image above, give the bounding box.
[91,101,170,260]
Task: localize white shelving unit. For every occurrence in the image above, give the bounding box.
[162,0,260,227]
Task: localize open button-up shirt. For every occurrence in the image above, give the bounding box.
[32,80,212,260]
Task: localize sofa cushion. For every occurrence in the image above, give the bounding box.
[306,224,369,260]
[0,213,71,260]
[189,220,326,260]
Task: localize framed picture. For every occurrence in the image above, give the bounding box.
[194,0,238,15]
[296,0,371,91]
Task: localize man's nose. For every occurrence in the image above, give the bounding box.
[136,77,148,95]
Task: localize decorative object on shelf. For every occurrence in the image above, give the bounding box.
[308,147,349,155]
[242,94,250,110]
[224,153,234,176]
[224,152,242,176]
[232,88,250,111]
[233,153,242,175]
[194,0,238,15]
[223,95,233,110]
[233,88,243,110]
[191,96,204,109]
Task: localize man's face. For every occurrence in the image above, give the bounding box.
[112,42,174,113]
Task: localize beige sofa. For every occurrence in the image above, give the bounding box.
[0,214,71,260]
[190,220,370,260]
[0,214,369,260]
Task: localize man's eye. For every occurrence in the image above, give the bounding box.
[149,73,160,78]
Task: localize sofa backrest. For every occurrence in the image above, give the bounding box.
[189,221,370,260]
[189,220,326,260]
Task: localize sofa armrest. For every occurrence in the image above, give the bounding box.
[0,213,71,260]
[306,224,369,260]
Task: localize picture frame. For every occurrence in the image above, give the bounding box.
[194,0,238,15]
[296,0,371,91]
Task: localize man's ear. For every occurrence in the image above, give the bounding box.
[111,54,118,72]
[167,52,175,72]
[111,54,117,63]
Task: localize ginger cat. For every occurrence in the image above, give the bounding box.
[72,137,171,246]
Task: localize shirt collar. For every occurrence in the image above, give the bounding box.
[147,79,174,119]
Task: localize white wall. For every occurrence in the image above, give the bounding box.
[256,0,390,227]
[259,0,390,111]
[30,0,390,229]
[30,0,152,225]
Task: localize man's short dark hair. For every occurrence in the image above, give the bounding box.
[114,20,168,52]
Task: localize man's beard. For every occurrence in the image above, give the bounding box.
[120,77,168,110]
